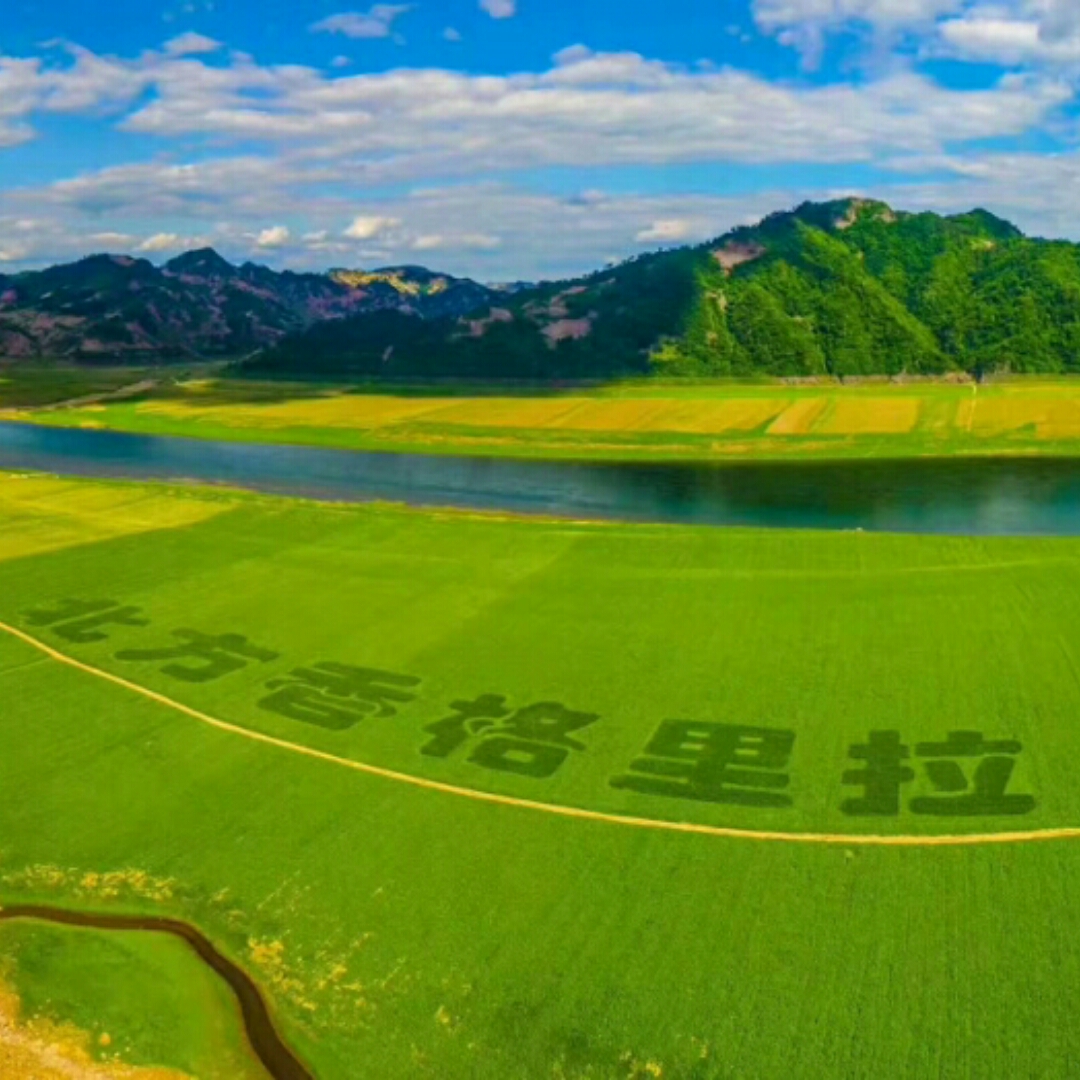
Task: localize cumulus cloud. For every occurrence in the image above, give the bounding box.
[256,225,291,248]
[754,0,963,65]
[85,44,1067,184]
[163,32,223,57]
[344,215,401,240]
[138,232,185,252]
[311,6,411,39]
[0,37,1071,177]
[4,30,1080,275]
[936,1,1080,65]
[480,0,517,17]
[18,160,1080,280]
[1041,0,1080,43]
[0,59,41,147]
[759,0,1080,68]
[87,231,136,245]
[635,219,694,243]
[412,232,502,250]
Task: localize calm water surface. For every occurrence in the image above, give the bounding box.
[4,420,1080,535]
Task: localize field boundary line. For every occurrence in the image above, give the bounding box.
[1,618,1076,849]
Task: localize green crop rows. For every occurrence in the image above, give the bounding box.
[2,474,1080,1077]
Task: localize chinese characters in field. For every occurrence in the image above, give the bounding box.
[21,598,1038,818]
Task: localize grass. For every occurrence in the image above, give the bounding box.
[0,363,160,410]
[0,920,267,1078]
[16,375,1080,462]
[2,472,1080,1076]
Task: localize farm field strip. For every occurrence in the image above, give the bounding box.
[30,378,1080,460]
[2,605,1078,847]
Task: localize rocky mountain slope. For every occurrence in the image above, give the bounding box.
[0,251,499,361]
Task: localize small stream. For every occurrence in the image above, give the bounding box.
[0,905,313,1080]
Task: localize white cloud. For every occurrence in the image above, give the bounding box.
[4,32,1080,277]
[412,233,502,250]
[93,46,1068,181]
[444,27,463,42]
[635,219,694,243]
[936,1,1080,65]
[480,0,517,18]
[311,6,411,39]
[256,225,291,248]
[0,58,41,147]
[753,0,963,65]
[138,232,185,252]
[1041,0,1080,43]
[0,38,1070,177]
[344,215,401,240]
[938,16,1080,63]
[15,161,1080,280]
[163,33,223,57]
[757,0,1080,68]
[87,231,137,247]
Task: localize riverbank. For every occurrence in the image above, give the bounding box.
[10,375,1080,463]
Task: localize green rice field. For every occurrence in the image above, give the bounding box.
[3,472,1080,1076]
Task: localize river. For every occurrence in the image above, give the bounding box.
[4,420,1080,534]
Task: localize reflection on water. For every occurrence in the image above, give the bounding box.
[3,420,1080,535]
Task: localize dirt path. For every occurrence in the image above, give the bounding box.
[0,618,1074,848]
[44,379,160,411]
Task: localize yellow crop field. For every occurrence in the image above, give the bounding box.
[817,397,921,435]
[419,397,585,429]
[546,399,674,431]
[1035,401,1080,438]
[136,391,792,439]
[643,398,790,434]
[25,378,1080,462]
[0,476,226,563]
[767,397,830,435]
[141,395,455,430]
[966,399,1047,436]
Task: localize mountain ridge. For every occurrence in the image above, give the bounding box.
[253,197,1077,380]
[0,252,501,361]
[5,198,1080,379]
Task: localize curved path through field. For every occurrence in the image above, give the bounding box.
[1,617,1074,848]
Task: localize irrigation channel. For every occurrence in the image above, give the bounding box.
[0,905,313,1080]
[6,419,1080,533]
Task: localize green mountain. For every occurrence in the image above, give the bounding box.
[249,198,1080,380]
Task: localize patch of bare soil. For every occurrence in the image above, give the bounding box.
[0,982,191,1080]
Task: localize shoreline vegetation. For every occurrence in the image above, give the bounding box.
[8,367,1080,464]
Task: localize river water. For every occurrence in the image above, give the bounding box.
[3,420,1080,535]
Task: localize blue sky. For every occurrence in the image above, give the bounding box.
[3,0,1080,278]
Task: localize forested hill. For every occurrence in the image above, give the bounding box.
[249,198,1080,380]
